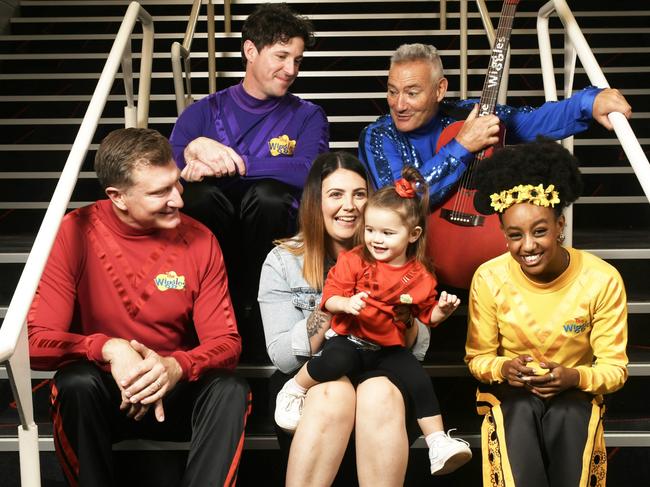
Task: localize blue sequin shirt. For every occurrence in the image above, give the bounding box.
[358,87,601,207]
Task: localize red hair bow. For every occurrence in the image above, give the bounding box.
[395,178,416,198]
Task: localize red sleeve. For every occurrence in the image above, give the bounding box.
[320,249,363,310]
[415,272,439,326]
[171,233,241,381]
[27,213,111,370]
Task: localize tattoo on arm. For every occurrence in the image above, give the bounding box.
[306,310,330,338]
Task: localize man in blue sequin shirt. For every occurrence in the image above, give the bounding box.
[358,43,631,207]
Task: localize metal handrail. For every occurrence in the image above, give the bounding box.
[537,0,650,246]
[172,0,232,115]
[0,3,154,485]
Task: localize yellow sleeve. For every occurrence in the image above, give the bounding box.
[465,270,509,383]
[575,269,628,394]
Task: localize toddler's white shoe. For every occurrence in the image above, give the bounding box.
[428,429,472,475]
[274,383,306,433]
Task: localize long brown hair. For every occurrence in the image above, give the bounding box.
[277,152,371,290]
[360,166,434,274]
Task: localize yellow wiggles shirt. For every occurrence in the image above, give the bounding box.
[465,247,628,395]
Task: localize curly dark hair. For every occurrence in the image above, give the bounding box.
[241,3,315,64]
[473,138,583,218]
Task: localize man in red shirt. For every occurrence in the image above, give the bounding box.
[28,128,250,486]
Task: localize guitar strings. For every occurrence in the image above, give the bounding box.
[459,3,515,216]
[452,2,517,220]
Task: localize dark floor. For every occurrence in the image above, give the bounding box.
[1,446,650,486]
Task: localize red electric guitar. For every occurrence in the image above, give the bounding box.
[426,0,519,289]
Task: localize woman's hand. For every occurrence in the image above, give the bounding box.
[500,355,538,387]
[526,361,580,399]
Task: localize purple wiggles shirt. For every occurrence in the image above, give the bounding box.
[170,83,329,189]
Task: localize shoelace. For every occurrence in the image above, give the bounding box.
[444,428,471,447]
[282,392,305,412]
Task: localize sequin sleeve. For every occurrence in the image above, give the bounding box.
[359,115,474,207]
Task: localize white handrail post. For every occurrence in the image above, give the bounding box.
[460,0,468,99]
[122,39,136,128]
[171,42,188,115]
[561,34,576,247]
[537,2,557,101]
[171,0,205,115]
[207,0,217,94]
[7,325,40,487]
[137,11,154,128]
[223,0,231,35]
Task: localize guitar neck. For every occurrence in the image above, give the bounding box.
[478,0,519,118]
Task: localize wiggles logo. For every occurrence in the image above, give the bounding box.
[562,317,590,336]
[154,271,186,291]
[268,135,296,156]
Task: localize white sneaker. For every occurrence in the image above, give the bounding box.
[428,429,472,475]
[274,383,306,433]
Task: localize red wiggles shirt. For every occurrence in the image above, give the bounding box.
[321,247,439,347]
[28,199,240,380]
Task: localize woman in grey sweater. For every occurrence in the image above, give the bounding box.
[258,152,430,486]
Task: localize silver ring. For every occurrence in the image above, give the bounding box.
[549,372,555,381]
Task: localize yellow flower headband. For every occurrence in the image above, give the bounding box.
[489,184,560,213]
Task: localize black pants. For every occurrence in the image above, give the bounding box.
[181,178,299,362]
[477,383,607,487]
[51,361,251,487]
[307,335,440,420]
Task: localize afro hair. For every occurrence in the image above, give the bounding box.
[473,138,583,216]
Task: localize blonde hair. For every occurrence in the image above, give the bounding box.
[276,152,371,290]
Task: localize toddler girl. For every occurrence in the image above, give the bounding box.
[274,167,472,475]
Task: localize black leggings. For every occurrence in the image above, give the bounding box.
[307,335,440,419]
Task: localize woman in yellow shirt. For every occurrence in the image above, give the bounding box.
[465,139,628,487]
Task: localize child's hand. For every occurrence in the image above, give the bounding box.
[438,291,460,315]
[430,291,460,324]
[346,292,369,316]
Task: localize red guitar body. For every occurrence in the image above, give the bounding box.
[425,0,519,289]
[426,121,507,289]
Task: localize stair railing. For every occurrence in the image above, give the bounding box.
[0,2,153,485]
[537,0,650,247]
[172,0,232,115]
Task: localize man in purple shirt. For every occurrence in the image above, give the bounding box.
[170,4,329,360]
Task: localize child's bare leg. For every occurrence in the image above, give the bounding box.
[421,414,472,475]
[276,363,319,433]
[417,414,444,436]
[294,363,320,390]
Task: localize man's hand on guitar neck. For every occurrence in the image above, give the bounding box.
[592,88,632,131]
[454,104,502,153]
